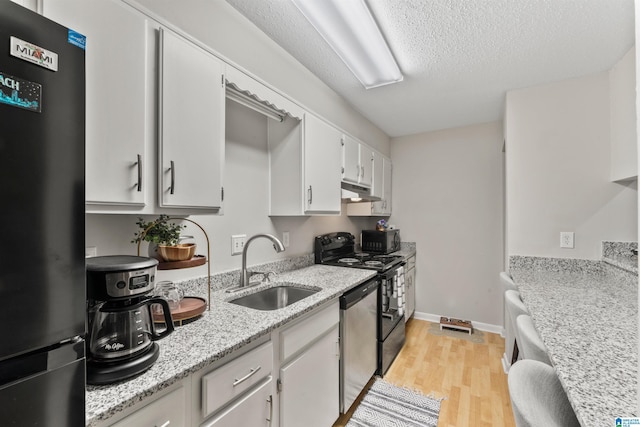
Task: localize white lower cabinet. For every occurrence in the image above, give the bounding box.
[99,302,341,427]
[201,377,273,427]
[279,325,340,427]
[109,382,188,427]
[278,302,340,427]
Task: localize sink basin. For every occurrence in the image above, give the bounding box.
[228,284,320,311]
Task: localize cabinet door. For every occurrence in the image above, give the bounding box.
[359,145,373,187]
[280,326,339,427]
[372,156,392,215]
[405,267,416,322]
[202,378,273,427]
[159,28,225,209]
[43,0,147,207]
[342,135,360,184]
[303,114,342,214]
[370,151,384,199]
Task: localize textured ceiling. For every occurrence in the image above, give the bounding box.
[225,0,635,137]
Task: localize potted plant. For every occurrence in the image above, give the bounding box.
[131,215,194,262]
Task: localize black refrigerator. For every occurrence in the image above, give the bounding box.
[0,2,86,425]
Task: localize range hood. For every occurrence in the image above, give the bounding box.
[341,181,380,202]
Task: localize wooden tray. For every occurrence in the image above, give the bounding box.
[440,316,473,335]
[153,296,206,326]
[157,255,206,270]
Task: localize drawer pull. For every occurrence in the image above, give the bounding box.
[266,395,273,424]
[155,422,170,427]
[232,366,261,387]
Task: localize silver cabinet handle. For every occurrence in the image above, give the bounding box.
[232,366,261,387]
[169,160,175,194]
[308,186,312,205]
[155,422,170,427]
[136,154,142,192]
[266,395,273,424]
[361,165,364,178]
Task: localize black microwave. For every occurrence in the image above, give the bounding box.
[361,229,401,254]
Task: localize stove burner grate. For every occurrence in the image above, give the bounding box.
[364,260,383,267]
[338,258,360,264]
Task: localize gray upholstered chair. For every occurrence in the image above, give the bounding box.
[505,290,528,364]
[501,272,518,370]
[508,359,580,427]
[516,314,551,365]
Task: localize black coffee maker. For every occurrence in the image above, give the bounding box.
[86,255,174,385]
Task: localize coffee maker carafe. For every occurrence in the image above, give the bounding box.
[86,255,174,385]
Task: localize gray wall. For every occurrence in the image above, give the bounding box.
[505,72,637,259]
[390,121,505,327]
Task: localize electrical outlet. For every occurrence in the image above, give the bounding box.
[560,232,574,249]
[231,234,246,255]
[85,246,97,258]
[282,231,290,248]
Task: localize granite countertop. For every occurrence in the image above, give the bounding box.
[86,265,376,427]
[510,259,638,427]
[392,242,416,259]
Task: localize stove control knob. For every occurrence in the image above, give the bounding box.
[116,281,126,289]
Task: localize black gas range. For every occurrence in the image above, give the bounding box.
[314,232,406,376]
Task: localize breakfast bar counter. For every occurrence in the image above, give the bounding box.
[510,256,638,427]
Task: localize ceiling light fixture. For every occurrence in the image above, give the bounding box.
[291,0,402,89]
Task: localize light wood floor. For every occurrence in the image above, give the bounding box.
[333,318,515,427]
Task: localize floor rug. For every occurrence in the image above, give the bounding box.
[428,322,485,344]
[346,378,442,427]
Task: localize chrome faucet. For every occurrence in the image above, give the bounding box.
[240,234,285,288]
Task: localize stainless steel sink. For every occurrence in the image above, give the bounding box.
[228,284,320,311]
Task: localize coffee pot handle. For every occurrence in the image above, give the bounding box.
[146,297,175,339]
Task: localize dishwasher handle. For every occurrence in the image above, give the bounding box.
[340,278,379,310]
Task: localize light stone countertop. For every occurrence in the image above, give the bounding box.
[510,258,638,427]
[85,265,376,427]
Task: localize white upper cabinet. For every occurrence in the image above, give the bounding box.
[372,156,392,215]
[269,112,342,216]
[346,154,392,216]
[342,135,373,188]
[42,0,148,208]
[610,46,637,182]
[370,150,384,199]
[158,28,225,209]
[304,114,343,214]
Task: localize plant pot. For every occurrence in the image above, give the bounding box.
[158,243,196,262]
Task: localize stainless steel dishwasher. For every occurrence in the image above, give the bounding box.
[339,277,379,414]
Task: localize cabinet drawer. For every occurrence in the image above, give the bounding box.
[280,302,339,361]
[202,342,273,419]
[201,377,273,427]
[110,385,186,427]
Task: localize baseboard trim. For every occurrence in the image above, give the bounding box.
[501,352,511,374]
[413,311,504,335]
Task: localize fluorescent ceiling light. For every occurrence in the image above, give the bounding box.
[292,0,403,89]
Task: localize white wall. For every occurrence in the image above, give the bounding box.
[390,122,505,326]
[506,72,638,259]
[87,101,375,283]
